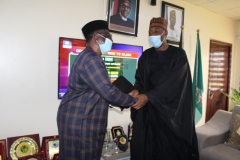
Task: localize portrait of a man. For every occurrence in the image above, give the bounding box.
[167,10,181,42]
[108,0,139,36]
[110,0,134,28]
[161,1,184,44]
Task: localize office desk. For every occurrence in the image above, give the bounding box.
[101,147,130,160]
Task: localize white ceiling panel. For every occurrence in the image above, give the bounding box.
[182,0,240,21]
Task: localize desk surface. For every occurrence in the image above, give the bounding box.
[101,147,130,160]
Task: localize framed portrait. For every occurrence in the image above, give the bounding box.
[107,0,140,37]
[161,1,184,45]
[111,126,124,139]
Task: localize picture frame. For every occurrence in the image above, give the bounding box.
[111,126,124,139]
[161,1,184,45]
[107,0,140,37]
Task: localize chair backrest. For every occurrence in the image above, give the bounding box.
[232,105,240,115]
[206,109,231,126]
[229,105,240,133]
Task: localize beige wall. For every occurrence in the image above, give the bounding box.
[0,0,239,140]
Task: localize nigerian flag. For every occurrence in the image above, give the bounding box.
[192,30,203,124]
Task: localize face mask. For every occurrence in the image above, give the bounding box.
[148,31,165,48]
[97,34,112,54]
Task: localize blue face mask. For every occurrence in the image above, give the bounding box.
[97,34,112,54]
[148,31,165,48]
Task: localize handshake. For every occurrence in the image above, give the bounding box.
[112,75,148,110]
[128,90,148,110]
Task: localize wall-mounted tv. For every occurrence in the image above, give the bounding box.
[58,37,143,99]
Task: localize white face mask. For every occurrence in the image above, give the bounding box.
[148,31,165,48]
[97,33,112,54]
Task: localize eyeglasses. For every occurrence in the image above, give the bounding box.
[121,4,131,10]
[97,33,112,39]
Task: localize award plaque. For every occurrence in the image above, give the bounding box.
[0,139,7,160]
[18,152,43,160]
[7,134,40,160]
[41,135,59,160]
[52,153,58,160]
[111,126,125,140]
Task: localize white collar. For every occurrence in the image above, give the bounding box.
[119,13,127,21]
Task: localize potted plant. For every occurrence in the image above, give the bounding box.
[221,88,240,106]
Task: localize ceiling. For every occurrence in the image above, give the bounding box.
[182,0,240,22]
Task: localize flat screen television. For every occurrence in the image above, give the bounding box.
[58,37,143,99]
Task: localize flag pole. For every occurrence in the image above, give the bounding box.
[181,25,184,32]
[179,25,184,48]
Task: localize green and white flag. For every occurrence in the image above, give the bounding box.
[192,31,203,124]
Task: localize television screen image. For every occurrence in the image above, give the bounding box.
[58,37,143,99]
